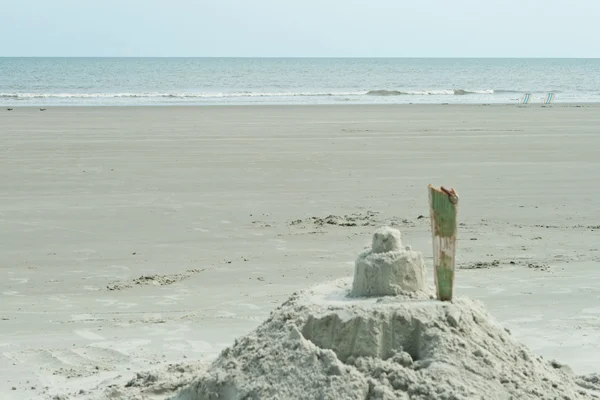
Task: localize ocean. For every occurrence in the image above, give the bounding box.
[1,58,599,106]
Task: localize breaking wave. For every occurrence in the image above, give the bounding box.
[0,91,365,100]
[366,89,494,96]
[2,88,502,100]
[494,89,525,94]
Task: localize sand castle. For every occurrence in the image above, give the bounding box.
[351,226,426,296]
[172,220,600,399]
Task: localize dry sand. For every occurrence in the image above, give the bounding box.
[1,104,600,399]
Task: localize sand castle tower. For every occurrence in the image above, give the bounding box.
[351,226,426,296]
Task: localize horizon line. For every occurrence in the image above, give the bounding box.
[1,56,599,59]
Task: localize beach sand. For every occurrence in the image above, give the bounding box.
[1,104,599,399]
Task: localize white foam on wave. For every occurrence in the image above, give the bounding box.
[0,91,366,99]
[366,89,495,96]
[1,89,497,100]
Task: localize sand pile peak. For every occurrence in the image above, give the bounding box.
[172,277,600,400]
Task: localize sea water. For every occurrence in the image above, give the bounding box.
[1,57,599,106]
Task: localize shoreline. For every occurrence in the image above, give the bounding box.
[1,102,597,109]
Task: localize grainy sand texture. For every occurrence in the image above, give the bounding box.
[1,104,600,399]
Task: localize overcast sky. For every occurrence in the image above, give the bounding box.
[0,0,597,57]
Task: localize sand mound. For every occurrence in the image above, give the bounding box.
[171,278,599,400]
[106,269,204,291]
[82,363,206,400]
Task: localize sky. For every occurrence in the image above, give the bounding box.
[0,0,598,57]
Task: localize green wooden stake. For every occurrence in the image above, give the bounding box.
[428,185,459,302]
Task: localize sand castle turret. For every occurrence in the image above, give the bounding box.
[351,227,426,296]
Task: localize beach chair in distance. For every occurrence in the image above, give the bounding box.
[518,93,532,107]
[542,92,555,107]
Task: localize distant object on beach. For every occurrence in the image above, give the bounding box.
[39,108,46,111]
[518,92,556,107]
[542,92,556,107]
[7,108,13,111]
[518,93,532,106]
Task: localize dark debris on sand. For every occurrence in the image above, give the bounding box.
[289,211,423,229]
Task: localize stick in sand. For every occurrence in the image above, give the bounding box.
[428,185,459,302]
